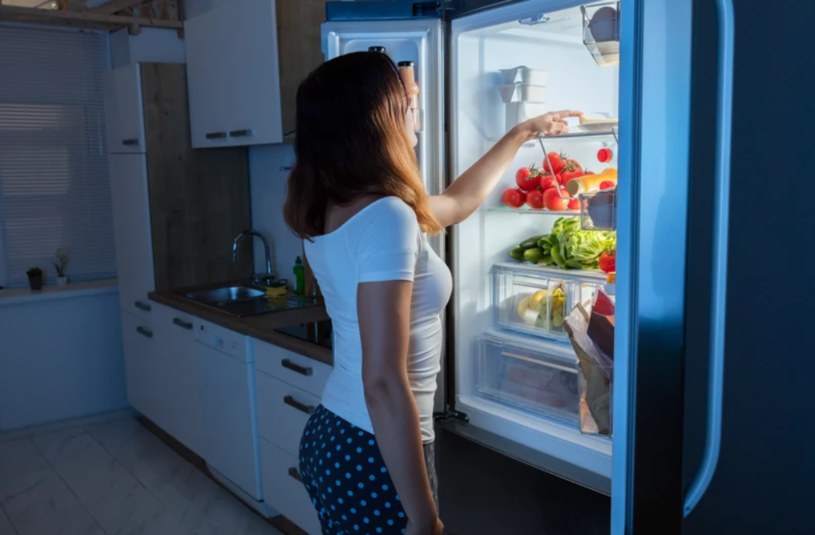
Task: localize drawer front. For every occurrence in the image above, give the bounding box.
[256,372,319,456]
[477,333,579,425]
[260,438,321,535]
[254,339,330,396]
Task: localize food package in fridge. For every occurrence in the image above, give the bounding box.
[580,189,617,231]
[498,66,549,86]
[494,262,605,342]
[498,83,547,103]
[563,303,613,435]
[476,333,579,424]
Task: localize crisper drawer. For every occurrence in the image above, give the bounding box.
[476,332,579,424]
[254,339,331,396]
[256,371,318,456]
[493,262,603,341]
[260,438,321,535]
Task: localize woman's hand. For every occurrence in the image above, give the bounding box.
[515,109,584,140]
[406,516,444,535]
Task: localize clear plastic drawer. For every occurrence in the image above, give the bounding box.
[493,263,604,341]
[476,332,579,424]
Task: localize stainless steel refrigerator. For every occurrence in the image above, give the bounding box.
[322,1,815,533]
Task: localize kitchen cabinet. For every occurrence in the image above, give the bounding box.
[254,339,329,533]
[184,0,326,147]
[109,154,154,321]
[152,303,202,456]
[120,311,158,419]
[103,64,146,153]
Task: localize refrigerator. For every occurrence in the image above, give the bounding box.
[323,1,815,533]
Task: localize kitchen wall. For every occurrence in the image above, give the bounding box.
[181,0,304,280]
[0,285,128,432]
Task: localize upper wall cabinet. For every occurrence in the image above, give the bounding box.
[104,65,146,153]
[185,0,281,147]
[184,0,325,148]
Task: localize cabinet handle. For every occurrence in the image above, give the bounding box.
[136,326,153,338]
[205,131,227,139]
[287,466,303,483]
[281,358,312,376]
[121,138,139,146]
[173,317,193,330]
[228,129,254,138]
[134,300,152,312]
[283,395,315,415]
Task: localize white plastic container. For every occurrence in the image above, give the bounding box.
[476,331,579,424]
[498,66,549,86]
[504,102,546,131]
[498,83,547,103]
[493,262,605,341]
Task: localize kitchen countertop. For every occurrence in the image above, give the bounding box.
[149,290,333,366]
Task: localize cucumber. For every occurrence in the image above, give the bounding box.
[522,247,544,263]
[519,234,547,250]
[509,246,525,261]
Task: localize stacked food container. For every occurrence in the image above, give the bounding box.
[476,256,606,427]
[498,66,549,132]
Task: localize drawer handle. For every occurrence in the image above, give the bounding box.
[172,317,193,330]
[205,131,227,139]
[283,395,314,415]
[281,358,312,376]
[287,466,303,483]
[134,300,152,312]
[228,128,254,138]
[121,138,139,146]
[136,326,153,338]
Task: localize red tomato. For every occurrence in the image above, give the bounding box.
[539,173,559,192]
[515,165,539,191]
[597,148,613,163]
[542,152,565,174]
[599,180,616,190]
[598,250,616,273]
[560,159,584,184]
[567,197,580,210]
[543,187,569,211]
[501,187,525,208]
[526,189,544,209]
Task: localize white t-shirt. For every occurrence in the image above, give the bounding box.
[304,196,452,443]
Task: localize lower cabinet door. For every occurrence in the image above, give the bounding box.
[261,438,321,535]
[256,371,319,456]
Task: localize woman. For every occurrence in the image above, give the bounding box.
[284,51,579,535]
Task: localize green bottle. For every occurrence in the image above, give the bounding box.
[293,256,305,296]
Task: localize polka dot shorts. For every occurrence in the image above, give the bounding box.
[299,405,436,535]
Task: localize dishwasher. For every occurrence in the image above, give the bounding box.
[195,319,263,503]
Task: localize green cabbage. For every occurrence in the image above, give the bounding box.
[538,217,615,270]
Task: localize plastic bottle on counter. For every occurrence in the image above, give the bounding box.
[293,256,305,296]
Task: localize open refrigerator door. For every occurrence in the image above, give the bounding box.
[321,18,445,259]
[448,0,620,494]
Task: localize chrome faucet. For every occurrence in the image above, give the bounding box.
[232,230,274,286]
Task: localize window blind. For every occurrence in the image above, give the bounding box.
[0,24,114,288]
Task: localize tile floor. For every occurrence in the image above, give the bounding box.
[0,412,284,535]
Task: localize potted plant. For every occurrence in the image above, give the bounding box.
[26,267,43,290]
[53,247,69,285]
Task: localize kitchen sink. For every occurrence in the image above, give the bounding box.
[185,285,266,304]
[180,283,323,317]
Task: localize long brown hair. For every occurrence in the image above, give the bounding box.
[284,51,443,238]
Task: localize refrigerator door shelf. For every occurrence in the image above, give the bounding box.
[493,262,604,341]
[476,332,579,424]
